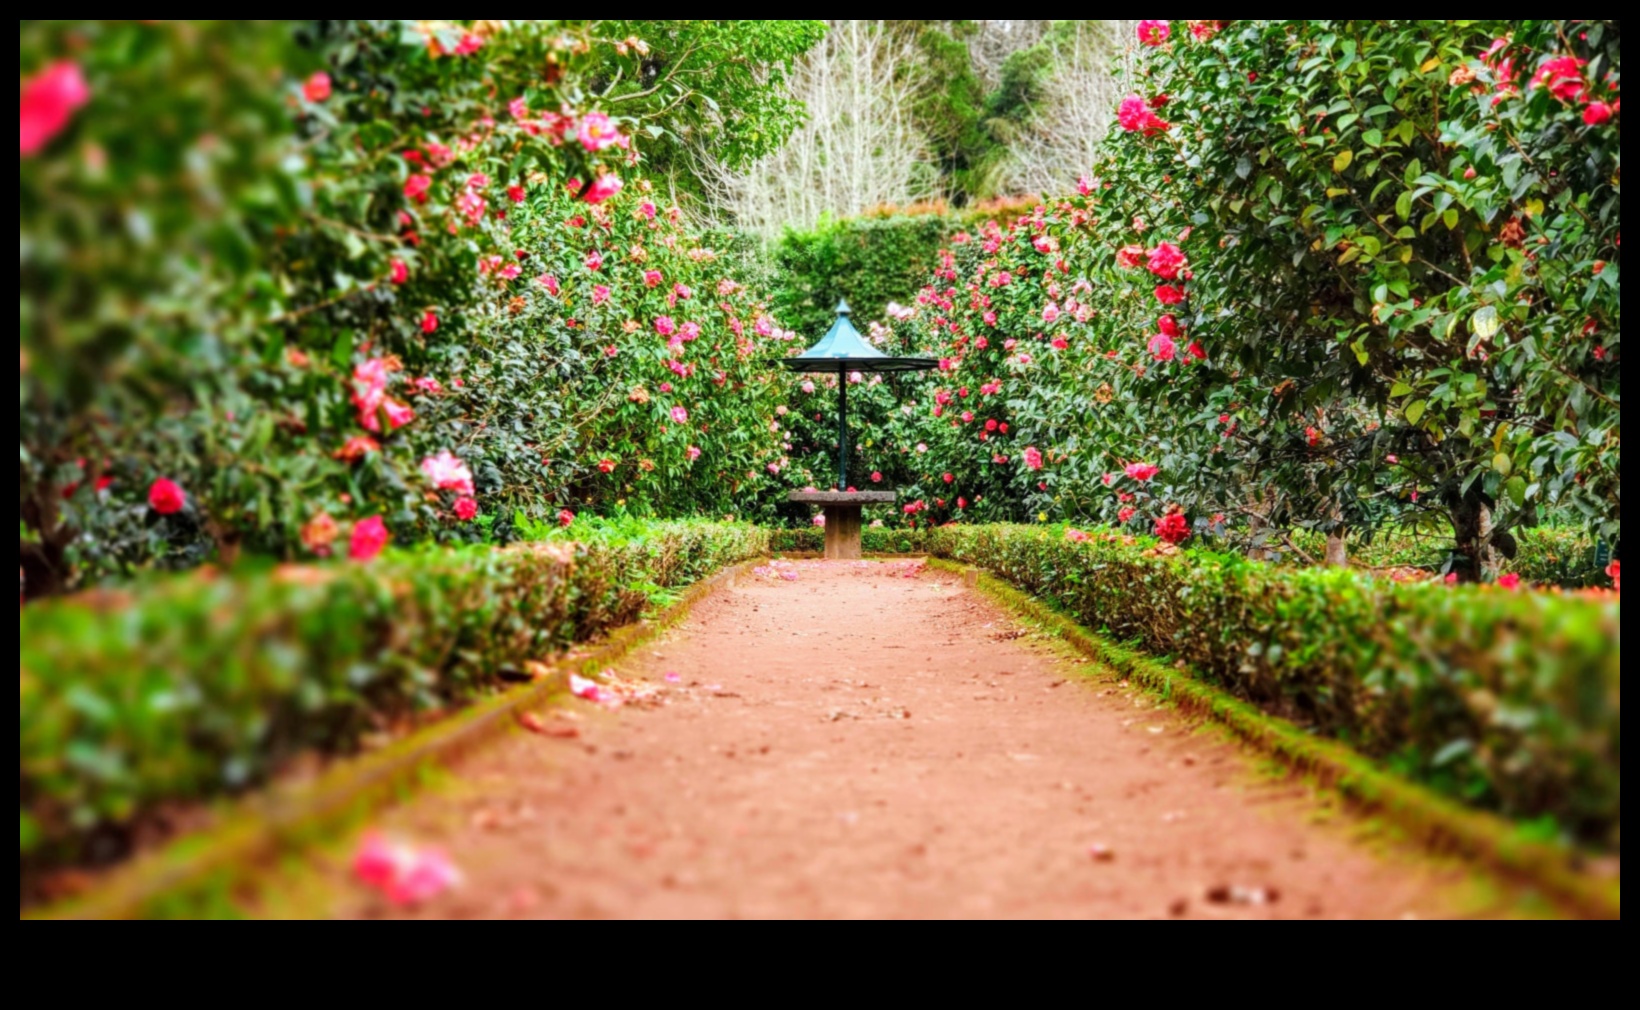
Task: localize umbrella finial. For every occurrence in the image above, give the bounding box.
[836,299,852,317]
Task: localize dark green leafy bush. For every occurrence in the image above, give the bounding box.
[924,524,1620,847]
[18,521,767,874]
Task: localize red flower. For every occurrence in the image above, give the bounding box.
[1531,55,1588,102]
[1584,101,1614,126]
[871,472,883,483]
[390,260,409,285]
[1497,573,1522,591]
[1116,244,1146,269]
[1125,463,1160,483]
[1117,507,1137,525]
[598,459,617,474]
[404,174,433,204]
[585,175,624,205]
[349,516,389,562]
[1137,20,1171,47]
[1307,427,1322,448]
[507,185,527,204]
[559,509,576,528]
[147,479,186,516]
[1146,242,1186,281]
[1155,285,1187,306]
[1118,94,1172,135]
[1608,561,1620,593]
[422,310,439,334]
[334,436,381,464]
[453,498,479,522]
[943,473,955,484]
[303,72,332,103]
[1155,511,1191,545]
[1158,314,1181,338]
[19,62,91,157]
[1186,341,1206,361]
[1148,333,1177,362]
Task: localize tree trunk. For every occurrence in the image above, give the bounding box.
[1450,494,1500,583]
[1324,531,1349,568]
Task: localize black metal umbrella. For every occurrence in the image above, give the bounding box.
[778,301,938,491]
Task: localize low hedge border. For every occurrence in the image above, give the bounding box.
[931,559,1619,920]
[26,557,765,920]
[920,526,1620,851]
[20,521,769,893]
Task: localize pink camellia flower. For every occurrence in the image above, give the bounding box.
[1024,447,1045,471]
[1137,20,1171,47]
[453,32,484,56]
[1117,507,1137,525]
[655,316,677,338]
[498,263,521,282]
[386,400,415,431]
[453,498,479,522]
[539,274,561,296]
[1118,94,1172,135]
[584,250,604,271]
[559,509,576,528]
[1149,332,1178,362]
[1155,511,1191,545]
[849,371,864,384]
[577,111,621,152]
[1051,336,1070,351]
[304,72,332,103]
[943,473,955,484]
[1531,55,1588,102]
[1584,101,1614,126]
[592,285,611,306]
[1186,341,1206,361]
[598,458,617,475]
[570,674,611,706]
[671,406,689,424]
[19,62,91,157]
[148,479,187,516]
[639,201,657,220]
[509,97,530,121]
[350,516,389,562]
[585,174,624,205]
[404,174,433,204]
[1497,573,1522,591]
[422,310,440,334]
[645,270,664,288]
[1066,529,1091,544]
[1155,285,1187,306]
[682,322,702,342]
[1116,245,1146,269]
[1158,314,1181,338]
[1126,463,1161,483]
[813,515,827,529]
[1445,573,1461,586]
[390,260,409,285]
[687,446,702,462]
[507,185,526,204]
[1041,302,1061,324]
[421,450,476,496]
[1146,242,1186,281]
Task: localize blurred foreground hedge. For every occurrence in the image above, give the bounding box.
[923,525,1621,849]
[19,521,766,877]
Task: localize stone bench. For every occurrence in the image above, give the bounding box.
[789,491,897,560]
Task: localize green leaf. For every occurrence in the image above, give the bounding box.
[329,329,353,370]
[19,813,40,853]
[1470,306,1502,341]
[1493,453,1513,476]
[1333,149,1354,173]
[1391,382,1415,398]
[1396,191,1413,221]
[1406,400,1428,425]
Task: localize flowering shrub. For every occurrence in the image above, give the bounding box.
[924,524,1621,847]
[19,20,821,593]
[889,20,1620,580]
[19,519,768,880]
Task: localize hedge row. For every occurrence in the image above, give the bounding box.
[921,525,1621,849]
[19,521,768,875]
[767,527,932,555]
[1288,527,1607,588]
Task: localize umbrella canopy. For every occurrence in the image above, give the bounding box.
[776,301,939,374]
[775,301,937,491]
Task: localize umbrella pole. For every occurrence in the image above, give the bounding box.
[837,366,848,492]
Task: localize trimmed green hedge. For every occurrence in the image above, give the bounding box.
[1289,527,1606,588]
[923,525,1621,848]
[767,528,932,555]
[19,521,767,874]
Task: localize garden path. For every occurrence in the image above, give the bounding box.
[327,560,1485,920]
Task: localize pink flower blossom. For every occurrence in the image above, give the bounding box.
[1158,314,1181,338]
[453,33,484,57]
[1155,285,1187,306]
[350,516,389,562]
[1531,55,1589,103]
[592,285,611,306]
[577,111,621,152]
[507,185,527,204]
[1118,507,1137,525]
[422,310,440,334]
[1608,561,1620,592]
[454,498,479,522]
[404,174,433,204]
[655,317,677,337]
[585,174,624,204]
[19,62,91,156]
[1146,242,1186,281]
[1024,447,1045,471]
[584,250,604,271]
[148,479,186,516]
[671,406,689,424]
[645,270,664,287]
[639,201,657,220]
[1498,573,1522,591]
[688,446,702,462]
[1067,529,1091,543]
[539,274,561,296]
[1126,463,1161,483]
[1149,332,1178,362]
[682,322,702,342]
[559,509,576,528]
[304,72,332,103]
[813,515,827,528]
[1137,20,1171,47]
[1155,512,1191,545]
[421,451,476,496]
[509,97,530,120]
[390,260,409,285]
[1118,94,1172,135]
[871,471,883,483]
[1584,101,1614,126]
[1043,302,1061,324]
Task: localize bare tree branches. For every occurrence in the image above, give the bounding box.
[996,21,1135,197]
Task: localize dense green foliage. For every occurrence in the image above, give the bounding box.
[19,19,822,594]
[19,520,768,875]
[923,524,1620,847]
[887,20,1619,583]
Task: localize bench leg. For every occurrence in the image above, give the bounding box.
[823,505,864,560]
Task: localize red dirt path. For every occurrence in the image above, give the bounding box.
[327,561,1481,920]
